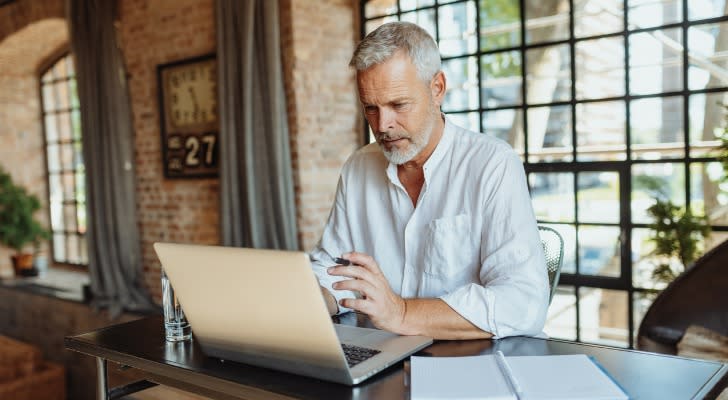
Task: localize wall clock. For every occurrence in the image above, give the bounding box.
[157,54,219,178]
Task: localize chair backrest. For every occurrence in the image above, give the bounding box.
[538,225,564,304]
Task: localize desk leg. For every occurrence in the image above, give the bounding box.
[96,357,108,400]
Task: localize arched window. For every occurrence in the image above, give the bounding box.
[40,53,87,267]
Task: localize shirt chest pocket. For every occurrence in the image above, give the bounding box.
[423,214,477,282]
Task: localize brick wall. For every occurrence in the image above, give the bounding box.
[281,0,362,250]
[116,0,220,301]
[1,0,361,298]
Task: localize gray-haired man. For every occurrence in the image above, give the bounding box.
[310,21,549,340]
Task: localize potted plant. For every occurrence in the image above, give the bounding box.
[0,166,50,276]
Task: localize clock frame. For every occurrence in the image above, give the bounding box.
[157,54,219,179]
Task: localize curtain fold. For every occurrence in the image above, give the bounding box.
[216,0,299,250]
[67,0,155,316]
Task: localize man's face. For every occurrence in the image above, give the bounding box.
[356,51,443,165]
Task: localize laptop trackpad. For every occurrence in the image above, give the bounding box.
[334,324,396,347]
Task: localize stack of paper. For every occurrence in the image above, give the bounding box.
[410,353,628,400]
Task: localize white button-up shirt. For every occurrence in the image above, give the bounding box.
[310,118,549,338]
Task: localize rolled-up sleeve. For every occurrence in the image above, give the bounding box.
[440,152,549,338]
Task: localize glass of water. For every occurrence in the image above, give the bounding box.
[161,269,192,342]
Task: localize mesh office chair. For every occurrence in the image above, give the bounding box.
[538,225,564,304]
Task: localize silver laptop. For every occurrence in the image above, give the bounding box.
[153,242,433,385]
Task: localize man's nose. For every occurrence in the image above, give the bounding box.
[376,108,396,133]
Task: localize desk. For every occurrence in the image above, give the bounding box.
[65,315,728,400]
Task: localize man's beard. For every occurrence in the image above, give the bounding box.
[377,107,437,165]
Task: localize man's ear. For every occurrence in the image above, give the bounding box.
[430,71,446,106]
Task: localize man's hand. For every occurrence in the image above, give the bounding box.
[327,252,407,333]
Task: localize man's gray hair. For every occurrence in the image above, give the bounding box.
[349,21,441,82]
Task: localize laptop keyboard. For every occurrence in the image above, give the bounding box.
[341,343,381,367]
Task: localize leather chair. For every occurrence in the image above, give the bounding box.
[637,239,728,355]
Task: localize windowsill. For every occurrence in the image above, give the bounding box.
[0,267,89,303]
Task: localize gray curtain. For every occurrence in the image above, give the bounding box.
[216,0,298,250]
[67,0,155,316]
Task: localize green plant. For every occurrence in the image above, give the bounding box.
[0,166,50,253]
[646,201,711,285]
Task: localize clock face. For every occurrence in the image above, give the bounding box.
[163,59,217,130]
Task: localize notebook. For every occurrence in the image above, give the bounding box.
[410,353,629,400]
[153,242,433,385]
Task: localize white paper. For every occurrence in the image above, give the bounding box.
[410,354,628,400]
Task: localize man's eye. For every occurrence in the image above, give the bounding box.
[364,106,378,114]
[393,103,408,110]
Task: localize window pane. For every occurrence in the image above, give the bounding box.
[482,109,524,156]
[401,9,436,40]
[77,199,87,234]
[530,172,575,222]
[479,0,521,51]
[527,105,572,163]
[58,111,72,142]
[575,36,625,100]
[75,170,86,204]
[576,101,626,161]
[574,0,623,37]
[632,227,666,290]
[42,84,55,111]
[65,55,75,77]
[526,45,571,104]
[630,96,684,160]
[438,1,477,58]
[47,144,61,173]
[627,0,682,29]
[73,141,84,170]
[41,69,54,83]
[62,171,75,201]
[53,56,68,77]
[541,223,577,274]
[481,50,522,108]
[44,114,58,142]
[60,143,74,171]
[79,235,88,264]
[631,163,686,224]
[49,198,64,231]
[64,204,77,232]
[67,234,79,264]
[579,225,621,277]
[629,29,683,95]
[443,57,479,112]
[48,173,62,202]
[578,172,620,223]
[690,162,728,226]
[365,0,397,18]
[448,112,479,133]
[70,79,80,108]
[579,288,628,347]
[364,15,398,35]
[71,109,82,141]
[400,0,434,12]
[688,92,726,158]
[55,81,69,110]
[688,22,728,91]
[524,0,570,44]
[544,285,577,340]
[53,233,66,262]
[688,0,728,21]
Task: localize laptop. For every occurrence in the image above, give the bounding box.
[153,242,433,385]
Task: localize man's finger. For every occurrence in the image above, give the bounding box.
[333,278,376,296]
[339,298,370,313]
[327,265,373,281]
[343,252,380,274]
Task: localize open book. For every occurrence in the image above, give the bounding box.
[410,353,628,400]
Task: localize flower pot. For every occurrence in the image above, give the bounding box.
[11,253,34,277]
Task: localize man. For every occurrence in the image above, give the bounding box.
[310,21,548,340]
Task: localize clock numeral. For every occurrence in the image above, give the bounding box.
[201,134,216,166]
[185,136,201,167]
